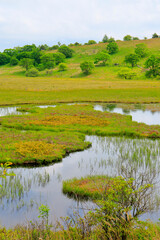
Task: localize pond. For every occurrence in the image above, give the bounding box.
[0,104,160,228]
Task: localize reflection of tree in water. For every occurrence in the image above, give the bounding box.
[0,170,50,211]
[110,137,160,216]
[103,104,117,112]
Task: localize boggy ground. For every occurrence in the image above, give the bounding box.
[1,104,160,165]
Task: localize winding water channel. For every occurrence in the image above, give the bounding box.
[0,104,160,228]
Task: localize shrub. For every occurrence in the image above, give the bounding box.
[80,61,95,75]
[107,42,119,54]
[118,68,137,79]
[58,63,67,71]
[26,67,39,77]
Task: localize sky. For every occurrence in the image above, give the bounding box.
[0,0,159,51]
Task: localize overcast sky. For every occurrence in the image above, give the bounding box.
[0,0,159,51]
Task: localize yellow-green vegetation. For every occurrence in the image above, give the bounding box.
[0,221,160,240]
[63,175,113,199]
[1,105,160,139]
[0,128,90,165]
[0,38,159,105]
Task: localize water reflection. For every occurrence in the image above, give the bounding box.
[94,104,160,125]
[0,136,160,227]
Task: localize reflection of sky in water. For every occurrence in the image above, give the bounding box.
[94,105,160,125]
[0,136,160,227]
[0,104,160,227]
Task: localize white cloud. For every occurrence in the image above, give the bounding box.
[0,0,159,50]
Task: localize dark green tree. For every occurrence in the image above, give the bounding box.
[145,55,160,77]
[58,46,73,58]
[152,33,159,38]
[52,52,66,65]
[94,51,111,65]
[107,42,119,54]
[102,34,109,43]
[123,35,132,41]
[0,53,11,65]
[10,56,19,66]
[19,58,34,71]
[40,53,55,69]
[124,53,140,67]
[135,43,148,58]
[80,61,95,75]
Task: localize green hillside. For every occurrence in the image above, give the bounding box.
[0,38,159,105]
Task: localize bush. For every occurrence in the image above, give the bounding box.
[26,68,39,77]
[10,57,19,66]
[80,61,95,75]
[107,42,119,54]
[58,63,67,71]
[58,46,73,58]
[118,68,137,79]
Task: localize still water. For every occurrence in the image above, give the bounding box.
[0,104,160,227]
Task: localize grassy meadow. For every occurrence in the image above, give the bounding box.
[0,38,160,105]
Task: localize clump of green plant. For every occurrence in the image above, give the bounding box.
[26,67,39,77]
[58,63,67,71]
[118,68,137,79]
[80,61,95,75]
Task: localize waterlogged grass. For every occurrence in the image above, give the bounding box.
[63,175,113,200]
[2,104,160,139]
[0,128,90,165]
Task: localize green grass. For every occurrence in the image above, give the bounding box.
[63,175,113,200]
[0,38,159,105]
[0,128,90,165]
